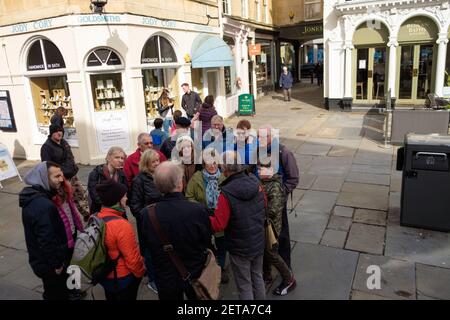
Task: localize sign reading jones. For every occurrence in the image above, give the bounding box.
[301,23,323,36]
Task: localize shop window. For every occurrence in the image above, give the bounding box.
[304,0,321,21]
[27,39,66,71]
[141,36,177,65]
[87,48,122,67]
[90,73,124,112]
[256,43,273,91]
[225,66,232,95]
[445,44,450,90]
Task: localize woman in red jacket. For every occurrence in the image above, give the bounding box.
[95,179,145,301]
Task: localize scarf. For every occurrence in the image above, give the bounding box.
[202,169,221,209]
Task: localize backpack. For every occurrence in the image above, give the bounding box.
[70,215,121,285]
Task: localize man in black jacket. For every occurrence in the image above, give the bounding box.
[19,161,70,300]
[41,124,89,219]
[140,161,212,300]
[181,83,202,120]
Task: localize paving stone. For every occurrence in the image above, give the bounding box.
[416,264,450,300]
[320,229,347,248]
[328,216,352,232]
[354,209,387,226]
[346,172,390,186]
[271,243,359,300]
[294,155,315,174]
[328,146,357,158]
[353,151,392,167]
[351,290,391,300]
[1,264,42,291]
[297,190,338,214]
[337,182,389,211]
[0,278,41,300]
[345,223,386,255]
[0,249,29,277]
[297,143,331,156]
[390,170,402,192]
[291,189,306,208]
[307,157,353,177]
[311,176,345,192]
[298,174,317,190]
[289,212,329,244]
[385,225,450,268]
[333,206,354,218]
[350,164,391,175]
[352,254,416,300]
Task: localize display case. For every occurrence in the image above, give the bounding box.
[90,73,125,112]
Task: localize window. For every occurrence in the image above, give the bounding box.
[222,0,231,15]
[255,0,261,22]
[304,0,322,21]
[141,35,177,64]
[87,48,122,67]
[27,39,66,71]
[242,0,249,19]
[263,0,269,24]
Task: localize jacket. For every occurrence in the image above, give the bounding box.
[279,72,293,89]
[129,171,162,218]
[123,148,167,188]
[40,138,78,179]
[19,162,72,278]
[198,103,217,135]
[185,170,225,207]
[181,91,202,117]
[279,143,300,196]
[212,171,266,257]
[87,165,128,214]
[260,174,285,235]
[98,207,145,279]
[140,192,211,293]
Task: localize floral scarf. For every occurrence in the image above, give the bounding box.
[202,169,221,209]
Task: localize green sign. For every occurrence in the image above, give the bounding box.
[238,94,255,116]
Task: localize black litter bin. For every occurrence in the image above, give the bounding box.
[397,133,450,232]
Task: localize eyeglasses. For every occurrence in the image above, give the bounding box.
[143,142,153,145]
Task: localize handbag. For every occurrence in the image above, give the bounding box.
[265,219,278,251]
[147,204,221,300]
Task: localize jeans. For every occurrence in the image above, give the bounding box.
[283,88,292,101]
[278,204,291,269]
[213,235,227,269]
[163,119,172,135]
[229,254,265,300]
[263,244,292,284]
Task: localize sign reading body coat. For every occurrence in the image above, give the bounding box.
[95,110,131,154]
[0,144,21,187]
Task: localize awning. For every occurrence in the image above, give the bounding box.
[191,34,234,68]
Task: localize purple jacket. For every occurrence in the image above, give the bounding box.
[199,103,218,135]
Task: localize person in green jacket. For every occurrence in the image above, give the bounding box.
[185,148,228,283]
[258,162,297,296]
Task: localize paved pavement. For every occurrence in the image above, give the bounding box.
[1,83,450,300]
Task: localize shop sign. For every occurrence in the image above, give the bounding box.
[0,91,17,132]
[238,94,255,116]
[95,110,130,154]
[0,144,21,186]
[77,15,121,24]
[301,23,323,36]
[11,19,53,34]
[249,44,261,56]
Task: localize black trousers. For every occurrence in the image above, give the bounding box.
[104,277,142,301]
[158,280,197,300]
[42,272,70,300]
[277,204,291,269]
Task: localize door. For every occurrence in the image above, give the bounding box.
[354,47,387,102]
[207,70,219,100]
[398,44,434,103]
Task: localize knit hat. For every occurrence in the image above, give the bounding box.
[95,179,127,207]
[175,116,191,128]
[49,124,63,137]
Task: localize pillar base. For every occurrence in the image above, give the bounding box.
[325,98,352,111]
[342,97,353,112]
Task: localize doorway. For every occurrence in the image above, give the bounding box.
[354,47,387,102]
[398,44,434,103]
[206,70,219,101]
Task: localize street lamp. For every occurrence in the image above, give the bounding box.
[90,0,108,13]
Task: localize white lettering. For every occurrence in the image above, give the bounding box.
[66,265,81,290]
[366,265,381,290]
[12,24,27,33]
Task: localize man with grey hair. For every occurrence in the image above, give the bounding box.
[124,132,167,187]
[210,151,266,300]
[203,115,234,152]
[140,161,212,300]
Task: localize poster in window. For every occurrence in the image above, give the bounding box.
[0,144,20,183]
[0,91,17,132]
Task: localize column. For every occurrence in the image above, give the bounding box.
[387,37,398,98]
[344,42,353,98]
[435,34,449,97]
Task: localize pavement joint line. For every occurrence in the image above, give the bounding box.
[349,252,362,299]
[0,244,27,252]
[0,191,20,196]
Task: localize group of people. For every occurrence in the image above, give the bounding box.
[19,83,300,301]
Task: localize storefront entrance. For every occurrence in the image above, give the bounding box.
[354,47,387,102]
[398,44,434,102]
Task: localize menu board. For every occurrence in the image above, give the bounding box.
[0,91,17,132]
[94,110,130,154]
[0,144,20,184]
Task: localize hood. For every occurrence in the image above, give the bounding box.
[19,185,51,208]
[24,162,51,191]
[221,172,260,201]
[202,102,213,109]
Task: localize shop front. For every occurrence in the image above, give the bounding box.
[255,40,275,96]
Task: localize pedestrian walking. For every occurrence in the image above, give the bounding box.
[150,118,168,150]
[157,88,175,134]
[181,83,202,120]
[279,66,294,102]
[140,161,212,300]
[198,95,217,136]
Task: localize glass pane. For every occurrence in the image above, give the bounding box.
[304,3,321,20]
[95,49,111,64]
[43,40,66,69]
[159,37,177,63]
[141,36,160,64]
[399,46,414,99]
[445,45,450,88]
[417,45,433,99]
[27,40,45,71]
[142,69,164,118]
[356,48,369,100]
[87,52,101,67]
[91,73,124,112]
[107,51,122,65]
[372,48,386,100]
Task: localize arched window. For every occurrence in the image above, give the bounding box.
[87,48,122,67]
[141,36,177,64]
[27,39,66,71]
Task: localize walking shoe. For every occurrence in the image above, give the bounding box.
[272,277,296,296]
[147,281,158,294]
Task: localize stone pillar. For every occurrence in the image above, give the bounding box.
[387,37,398,100]
[343,42,353,98]
[435,34,449,97]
